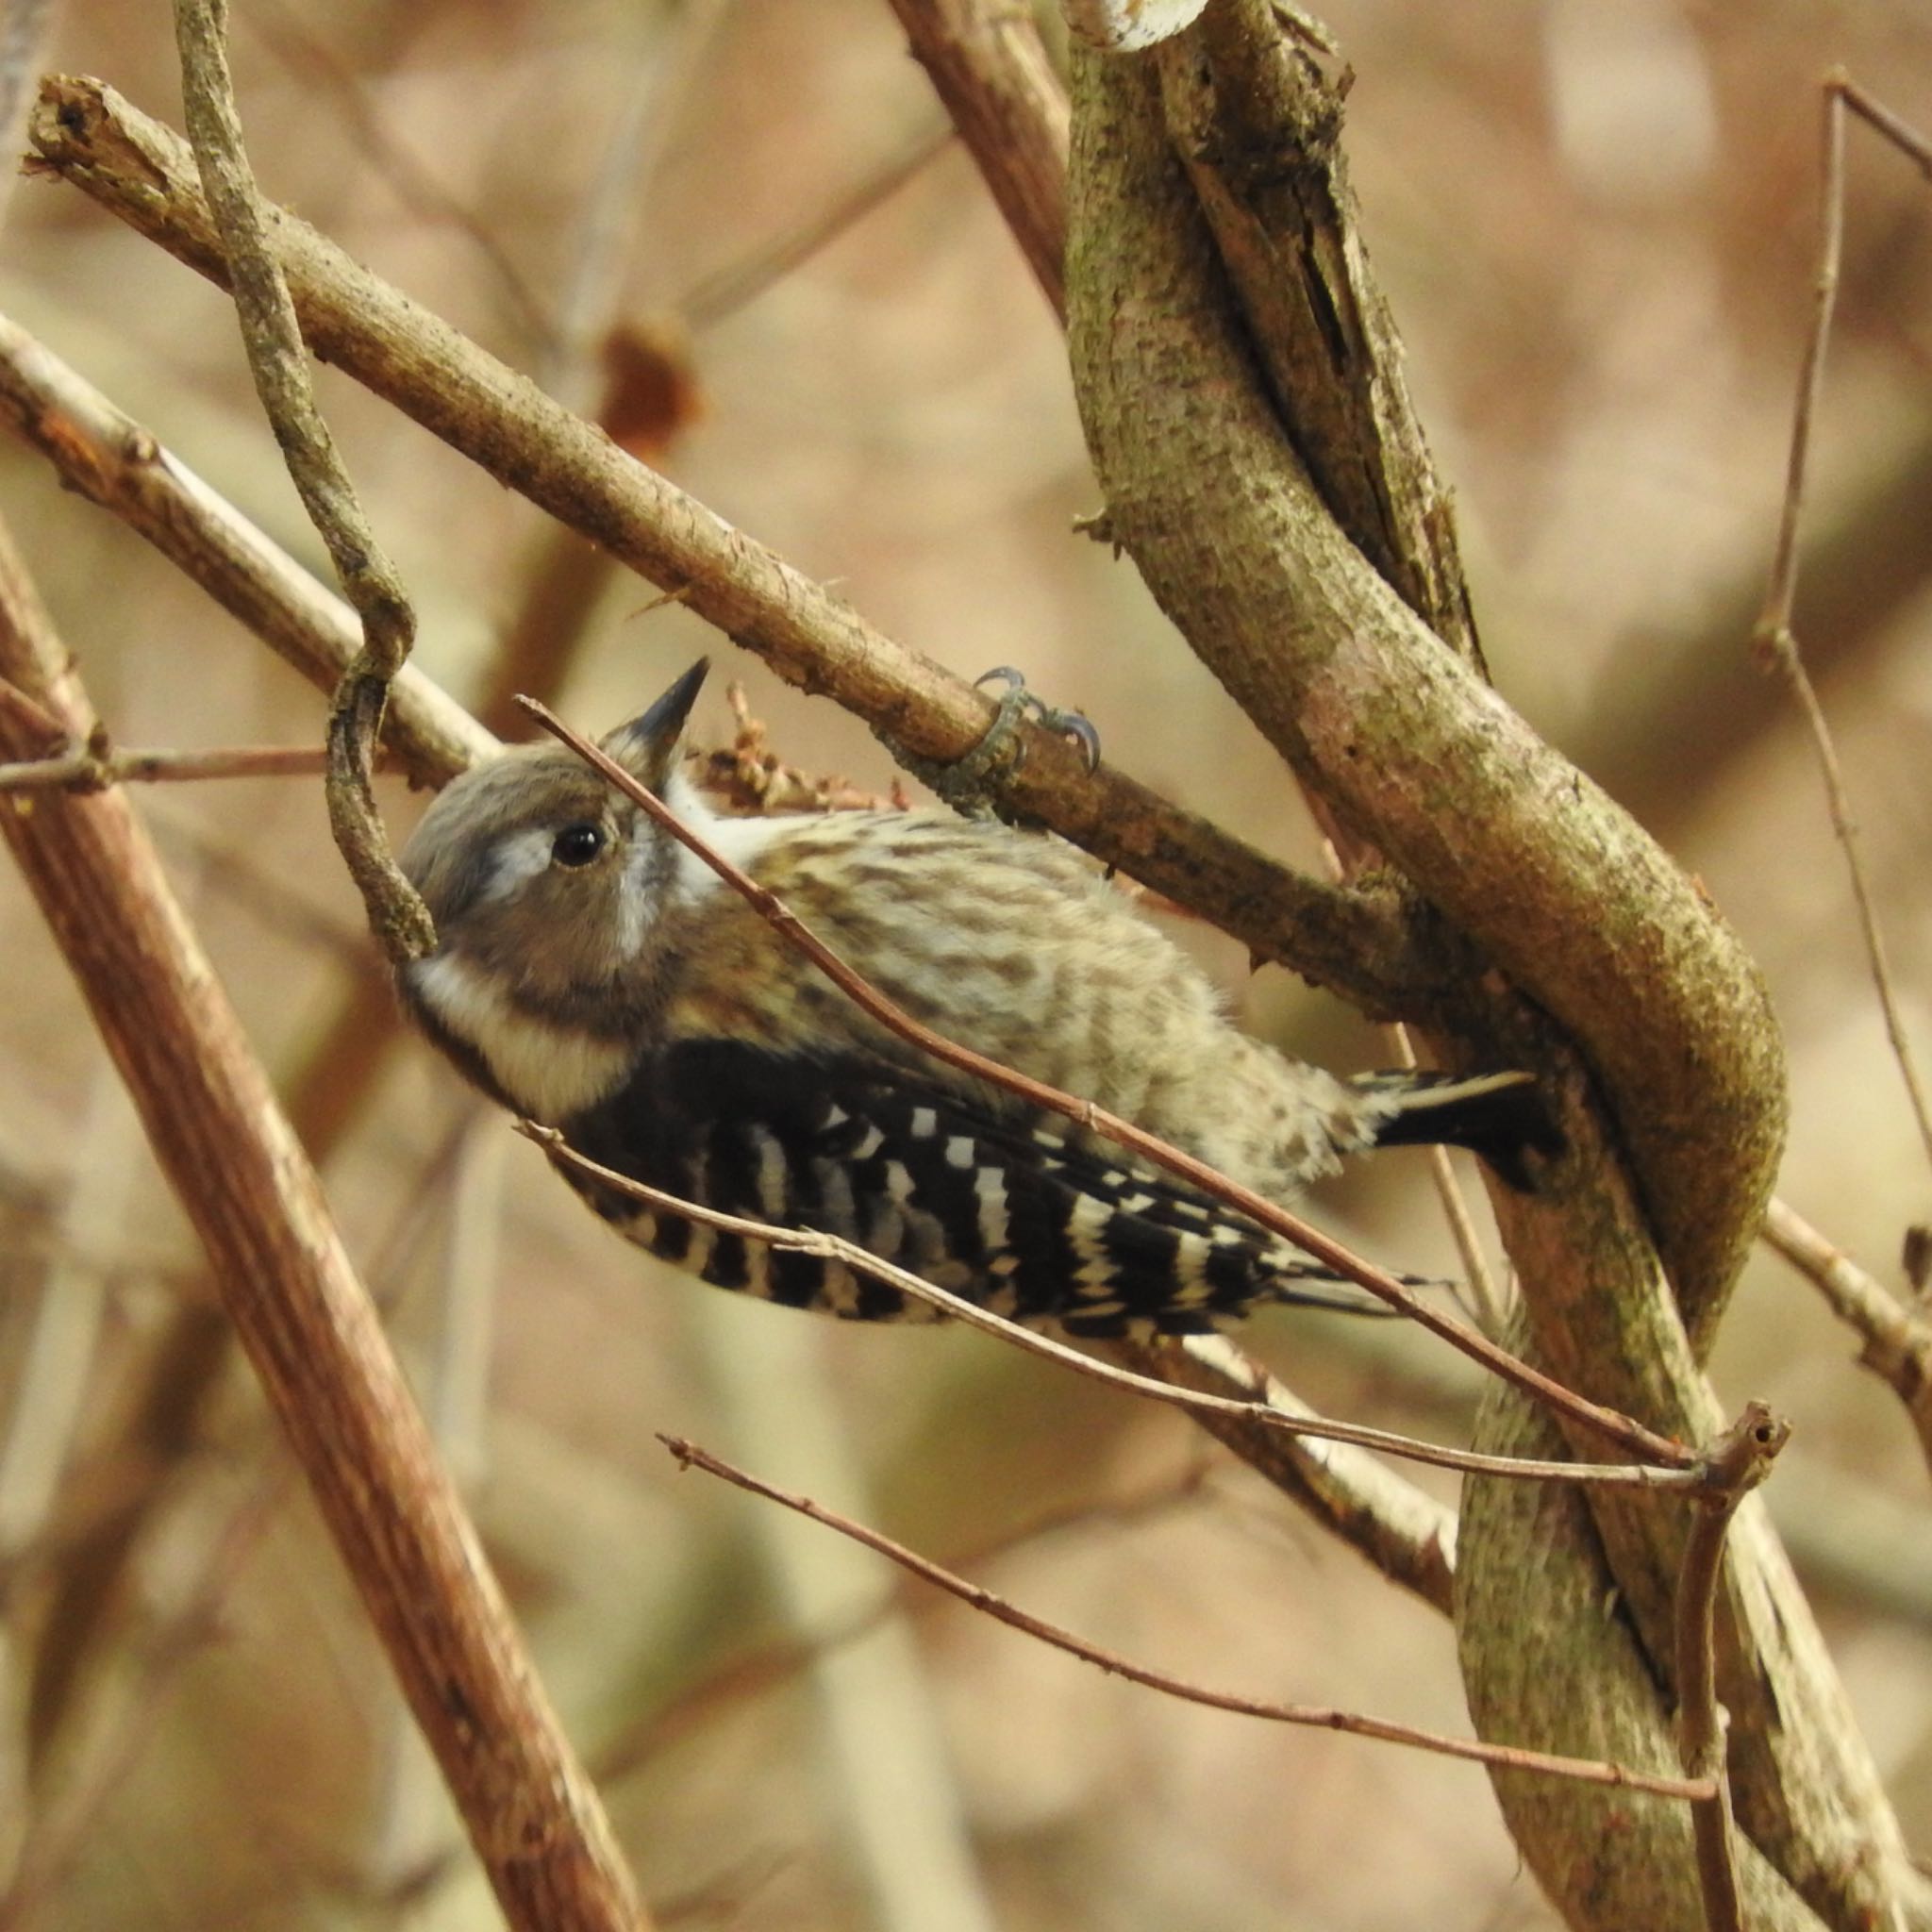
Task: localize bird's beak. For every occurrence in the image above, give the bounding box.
[601,658,709,790]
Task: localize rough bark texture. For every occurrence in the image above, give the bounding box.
[24,72,1454,1024]
[1063,22,1925,1932]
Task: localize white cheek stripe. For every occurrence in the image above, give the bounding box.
[482,825,561,904]
[408,953,632,1121]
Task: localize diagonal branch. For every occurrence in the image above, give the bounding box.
[0,523,647,1932]
[1762,1198,1932,1476]
[880,0,1069,316]
[21,73,1449,1024]
[661,1432,1713,1804]
[0,313,494,787]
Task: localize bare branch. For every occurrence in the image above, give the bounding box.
[171,0,431,965]
[1762,1197,1932,1474]
[0,314,494,788]
[20,75,1443,1020]
[1753,74,1932,1176]
[1674,1405,1790,1932]
[0,742,355,790]
[880,0,1070,317]
[1155,0,1482,667]
[661,1432,1714,1804]
[0,521,647,1932]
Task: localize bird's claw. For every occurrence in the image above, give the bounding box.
[971,667,1102,773]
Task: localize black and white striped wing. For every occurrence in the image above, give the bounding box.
[557,1041,1376,1337]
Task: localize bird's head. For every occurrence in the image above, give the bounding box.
[395,661,709,1104]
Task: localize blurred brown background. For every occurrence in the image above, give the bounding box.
[3,2,1930,1927]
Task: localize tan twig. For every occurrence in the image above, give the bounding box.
[518,691,1693,1474]
[1673,1404,1790,1932]
[0,315,494,787]
[171,0,431,966]
[21,75,1441,1022]
[1839,76,1932,175]
[0,742,358,790]
[661,1432,1712,1803]
[525,1122,1689,1491]
[1762,1196,1932,1473]
[880,0,1070,317]
[595,1464,1220,1782]
[1753,73,1932,1177]
[0,525,646,1931]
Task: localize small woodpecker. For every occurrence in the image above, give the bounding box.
[395,660,1553,1336]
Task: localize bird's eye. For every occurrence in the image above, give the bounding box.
[551,822,606,868]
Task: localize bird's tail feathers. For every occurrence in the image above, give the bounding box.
[1356,1068,1562,1191]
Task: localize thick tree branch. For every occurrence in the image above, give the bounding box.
[1059,20,1920,1932]
[1154,1,1481,668]
[22,72,1447,1021]
[0,522,647,1932]
[1066,41,1781,1342]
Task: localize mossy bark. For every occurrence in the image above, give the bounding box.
[1064,15,1924,1929]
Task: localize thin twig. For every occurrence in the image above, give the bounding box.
[518,693,1695,1473]
[595,1464,1220,1783]
[0,743,356,790]
[1839,76,1932,175]
[1673,1403,1790,1932]
[1753,74,1932,1175]
[1762,1196,1932,1472]
[661,1433,1713,1804]
[172,0,431,965]
[525,1123,1691,1491]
